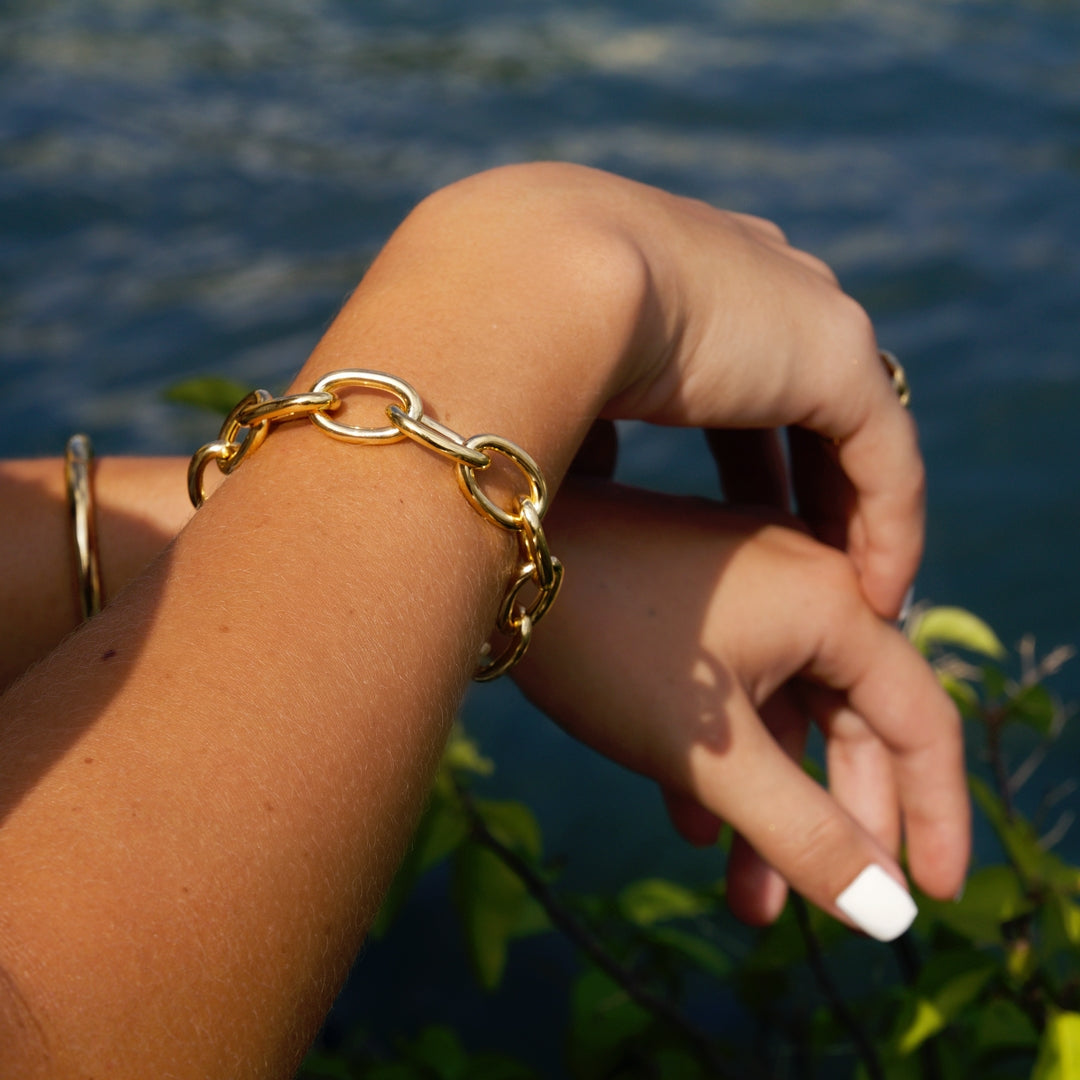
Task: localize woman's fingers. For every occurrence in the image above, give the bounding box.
[800,684,904,858]
[829,651,969,898]
[682,692,918,941]
[724,690,808,925]
[623,190,923,617]
[800,565,970,899]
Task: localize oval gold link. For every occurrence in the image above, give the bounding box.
[238,390,339,427]
[188,441,235,509]
[517,499,555,589]
[457,435,548,530]
[497,557,563,631]
[386,405,492,469]
[309,369,422,444]
[473,614,533,683]
[216,388,275,475]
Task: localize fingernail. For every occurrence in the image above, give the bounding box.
[835,864,917,942]
[896,584,915,627]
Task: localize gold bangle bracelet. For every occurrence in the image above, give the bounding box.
[65,434,103,620]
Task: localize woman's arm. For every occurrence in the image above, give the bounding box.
[0,457,193,691]
[0,163,956,1077]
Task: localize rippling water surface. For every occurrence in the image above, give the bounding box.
[2,0,1079,1065]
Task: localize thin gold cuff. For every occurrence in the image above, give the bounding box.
[65,434,103,620]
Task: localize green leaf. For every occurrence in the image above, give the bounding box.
[618,878,711,927]
[647,925,733,979]
[441,728,495,780]
[452,842,530,990]
[371,791,468,937]
[981,664,1009,702]
[970,777,1080,891]
[478,799,543,861]
[297,1051,355,1079]
[1043,894,1080,954]
[919,864,1032,945]
[366,1065,425,1080]
[1032,1011,1080,1080]
[164,375,252,415]
[1003,682,1056,735]
[450,800,545,990]
[567,968,653,1080]
[910,607,1006,659]
[938,671,981,717]
[973,998,1039,1055]
[894,954,996,1055]
[654,1047,705,1080]
[407,1026,468,1078]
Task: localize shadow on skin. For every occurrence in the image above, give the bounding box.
[0,461,180,821]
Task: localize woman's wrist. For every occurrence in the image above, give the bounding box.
[285,164,659,487]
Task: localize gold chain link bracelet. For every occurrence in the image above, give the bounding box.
[187,369,562,681]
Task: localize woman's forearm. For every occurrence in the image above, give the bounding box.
[0,162,950,1077]
[0,166,651,1078]
[0,457,193,691]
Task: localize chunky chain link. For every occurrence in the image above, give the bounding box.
[187,369,562,681]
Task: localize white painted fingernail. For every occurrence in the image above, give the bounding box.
[835,864,917,942]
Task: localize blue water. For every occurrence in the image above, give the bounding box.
[3,0,1079,1069]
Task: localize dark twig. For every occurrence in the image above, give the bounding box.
[452,778,735,1079]
[891,936,943,1080]
[790,895,884,1080]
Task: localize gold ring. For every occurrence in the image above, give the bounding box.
[880,350,911,409]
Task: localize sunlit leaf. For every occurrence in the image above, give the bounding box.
[618,878,711,926]
[442,728,495,779]
[910,607,1006,659]
[164,375,253,415]
[894,952,996,1055]
[450,799,545,989]
[1032,1010,1080,1080]
[452,842,530,990]
[938,671,980,717]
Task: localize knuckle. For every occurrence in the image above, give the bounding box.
[833,292,877,352]
[804,544,865,620]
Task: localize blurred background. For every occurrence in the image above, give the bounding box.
[2,0,1078,1069]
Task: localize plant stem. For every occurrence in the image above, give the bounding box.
[452,779,737,1079]
[790,895,884,1080]
[985,711,1016,821]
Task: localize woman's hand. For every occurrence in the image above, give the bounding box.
[514,479,969,941]
[406,164,923,619]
